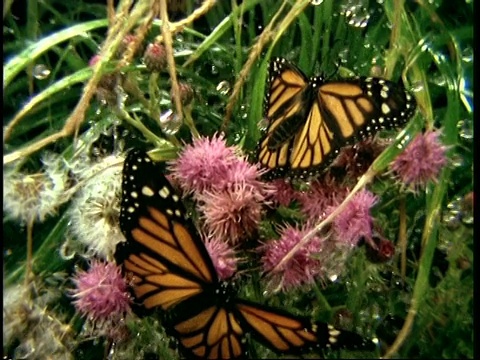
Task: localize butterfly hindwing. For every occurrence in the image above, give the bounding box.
[234,300,375,355]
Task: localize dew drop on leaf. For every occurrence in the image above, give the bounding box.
[159,109,182,135]
[216,80,231,95]
[33,64,51,80]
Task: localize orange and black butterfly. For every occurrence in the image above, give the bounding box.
[258,57,417,179]
[115,150,376,359]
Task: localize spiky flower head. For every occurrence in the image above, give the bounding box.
[168,133,241,195]
[296,176,349,221]
[203,237,238,280]
[329,190,378,247]
[198,183,264,245]
[70,261,131,323]
[143,42,167,72]
[260,225,326,292]
[390,130,448,191]
[267,178,297,207]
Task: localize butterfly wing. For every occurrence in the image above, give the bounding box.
[258,58,417,179]
[264,57,313,146]
[164,289,246,359]
[317,76,416,143]
[116,150,375,359]
[115,150,219,311]
[234,300,376,355]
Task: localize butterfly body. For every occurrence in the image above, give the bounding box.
[116,150,376,359]
[258,57,417,179]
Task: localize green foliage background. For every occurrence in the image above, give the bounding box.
[3,0,473,359]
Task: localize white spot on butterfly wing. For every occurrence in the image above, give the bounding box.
[381,103,391,114]
[142,186,155,197]
[159,186,170,199]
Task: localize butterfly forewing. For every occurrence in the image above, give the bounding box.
[318,77,416,141]
[263,57,313,148]
[116,150,218,311]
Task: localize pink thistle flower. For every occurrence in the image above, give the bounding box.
[296,177,349,220]
[70,261,131,323]
[390,130,448,191]
[329,190,378,247]
[267,178,297,206]
[168,134,240,195]
[330,139,387,181]
[203,237,238,280]
[197,183,264,245]
[260,225,325,291]
[218,159,268,192]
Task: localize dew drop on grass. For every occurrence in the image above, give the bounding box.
[159,109,182,135]
[33,64,51,80]
[457,119,473,140]
[340,0,371,28]
[461,47,473,63]
[310,0,324,5]
[258,118,268,131]
[216,80,231,95]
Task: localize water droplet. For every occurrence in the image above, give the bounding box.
[239,104,249,119]
[410,81,425,93]
[59,239,77,260]
[461,47,473,63]
[450,154,464,167]
[33,64,51,80]
[457,119,473,140]
[340,1,371,28]
[216,80,231,95]
[430,74,446,87]
[338,48,350,64]
[328,273,338,282]
[258,118,268,131]
[159,109,182,135]
[369,65,383,77]
[211,65,218,75]
[310,0,324,5]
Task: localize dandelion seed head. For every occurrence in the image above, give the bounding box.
[3,152,69,223]
[68,155,125,259]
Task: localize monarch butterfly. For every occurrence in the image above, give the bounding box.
[115,150,376,359]
[258,57,417,179]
